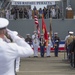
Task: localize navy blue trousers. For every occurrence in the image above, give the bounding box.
[40,46,45,57]
[54,46,59,57]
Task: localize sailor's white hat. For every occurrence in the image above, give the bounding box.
[69,31,74,34]
[26,34,30,35]
[54,32,58,35]
[34,31,37,33]
[0,18,9,28]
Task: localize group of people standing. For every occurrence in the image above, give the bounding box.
[32,31,52,57]
[0,17,61,75]
[4,5,61,20]
[25,31,60,58]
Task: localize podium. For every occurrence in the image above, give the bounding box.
[66,10,73,19]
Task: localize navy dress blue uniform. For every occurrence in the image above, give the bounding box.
[53,33,60,57]
[39,34,46,57]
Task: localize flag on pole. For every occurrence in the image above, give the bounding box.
[50,18,52,38]
[34,15,40,38]
[42,15,48,46]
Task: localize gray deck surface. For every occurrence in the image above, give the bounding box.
[17,52,75,75]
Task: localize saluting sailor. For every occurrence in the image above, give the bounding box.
[32,31,39,57]
[5,30,21,73]
[0,18,34,75]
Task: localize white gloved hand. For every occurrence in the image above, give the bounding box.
[7,29,18,36]
[7,29,34,57]
[6,29,20,42]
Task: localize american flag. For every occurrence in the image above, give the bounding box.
[34,15,40,38]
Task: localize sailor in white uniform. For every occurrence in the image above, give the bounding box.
[0,18,34,75]
[32,31,39,57]
[46,32,52,57]
[5,30,21,73]
[4,30,20,72]
[15,34,25,72]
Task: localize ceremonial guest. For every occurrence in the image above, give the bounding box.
[32,31,39,57]
[39,33,46,57]
[0,18,34,75]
